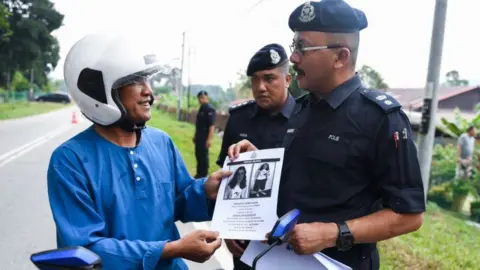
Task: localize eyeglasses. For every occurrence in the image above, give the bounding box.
[289,41,346,55]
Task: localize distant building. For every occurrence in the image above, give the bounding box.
[386,85,480,113]
[386,86,480,143]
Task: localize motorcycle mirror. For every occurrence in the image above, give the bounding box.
[30,246,102,270]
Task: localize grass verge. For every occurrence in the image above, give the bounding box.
[149,109,480,270]
[0,101,70,120]
[148,109,222,176]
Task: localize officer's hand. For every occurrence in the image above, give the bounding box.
[225,239,245,258]
[288,222,338,255]
[260,232,270,244]
[204,170,233,200]
[176,230,222,263]
[227,139,258,161]
[206,139,212,148]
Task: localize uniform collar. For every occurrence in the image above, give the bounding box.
[308,74,362,109]
[251,94,296,119]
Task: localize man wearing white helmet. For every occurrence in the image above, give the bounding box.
[46,33,231,270]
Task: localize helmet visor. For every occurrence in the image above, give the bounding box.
[112,66,161,90]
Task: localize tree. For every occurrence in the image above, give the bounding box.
[358,65,389,90]
[0,0,64,89]
[439,108,480,138]
[233,71,252,99]
[0,2,12,42]
[152,65,180,88]
[288,64,307,98]
[445,70,469,86]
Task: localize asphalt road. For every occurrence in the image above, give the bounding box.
[0,106,234,270]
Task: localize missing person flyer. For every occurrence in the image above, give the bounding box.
[210,148,284,240]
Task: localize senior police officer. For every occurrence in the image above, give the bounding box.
[228,1,425,269]
[193,90,216,178]
[216,43,296,270]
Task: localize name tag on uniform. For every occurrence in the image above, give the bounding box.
[240,133,248,138]
[287,129,295,134]
[328,134,340,142]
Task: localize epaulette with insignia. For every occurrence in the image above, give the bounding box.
[360,89,401,114]
[228,100,256,113]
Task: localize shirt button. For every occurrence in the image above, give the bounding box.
[136,177,141,181]
[130,151,134,155]
[134,164,138,169]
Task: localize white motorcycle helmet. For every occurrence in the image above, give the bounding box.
[64,33,162,131]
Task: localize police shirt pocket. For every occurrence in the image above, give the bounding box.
[307,138,348,168]
[304,138,349,198]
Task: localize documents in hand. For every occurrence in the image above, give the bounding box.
[210,148,284,240]
[240,241,352,270]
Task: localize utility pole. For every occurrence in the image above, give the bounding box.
[29,67,34,101]
[187,46,192,110]
[416,0,448,201]
[176,31,186,121]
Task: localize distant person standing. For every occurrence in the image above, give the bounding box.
[194,90,216,178]
[457,126,477,179]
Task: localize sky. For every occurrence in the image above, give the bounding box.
[49,0,480,90]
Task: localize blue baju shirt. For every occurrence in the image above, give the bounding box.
[47,125,211,270]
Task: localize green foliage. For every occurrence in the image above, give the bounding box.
[471,201,480,222]
[147,109,222,176]
[0,101,68,120]
[150,110,480,270]
[428,182,454,209]
[234,71,252,99]
[428,179,479,212]
[358,65,389,90]
[451,180,477,197]
[445,70,469,86]
[379,202,480,270]
[451,180,478,212]
[288,64,307,98]
[430,143,457,185]
[0,0,64,89]
[0,2,12,41]
[440,107,480,138]
[153,86,172,95]
[10,71,29,91]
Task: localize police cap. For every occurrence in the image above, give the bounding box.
[246,43,288,77]
[288,0,368,33]
[197,90,208,97]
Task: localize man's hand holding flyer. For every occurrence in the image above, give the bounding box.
[210,148,285,240]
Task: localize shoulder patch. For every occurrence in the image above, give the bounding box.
[360,89,401,113]
[228,100,256,113]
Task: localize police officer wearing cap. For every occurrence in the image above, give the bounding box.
[193,90,216,178]
[227,1,425,269]
[216,43,296,270]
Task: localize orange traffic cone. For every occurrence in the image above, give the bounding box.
[71,111,78,124]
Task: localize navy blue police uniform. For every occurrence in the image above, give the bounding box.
[278,1,426,269]
[194,90,216,178]
[215,44,296,270]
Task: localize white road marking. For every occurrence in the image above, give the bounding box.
[193,222,234,270]
[0,124,74,168]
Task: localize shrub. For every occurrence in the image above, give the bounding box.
[430,143,457,185]
[427,182,453,209]
[471,201,480,222]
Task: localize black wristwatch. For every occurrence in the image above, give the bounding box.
[336,221,354,251]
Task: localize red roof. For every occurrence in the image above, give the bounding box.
[386,85,480,109]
